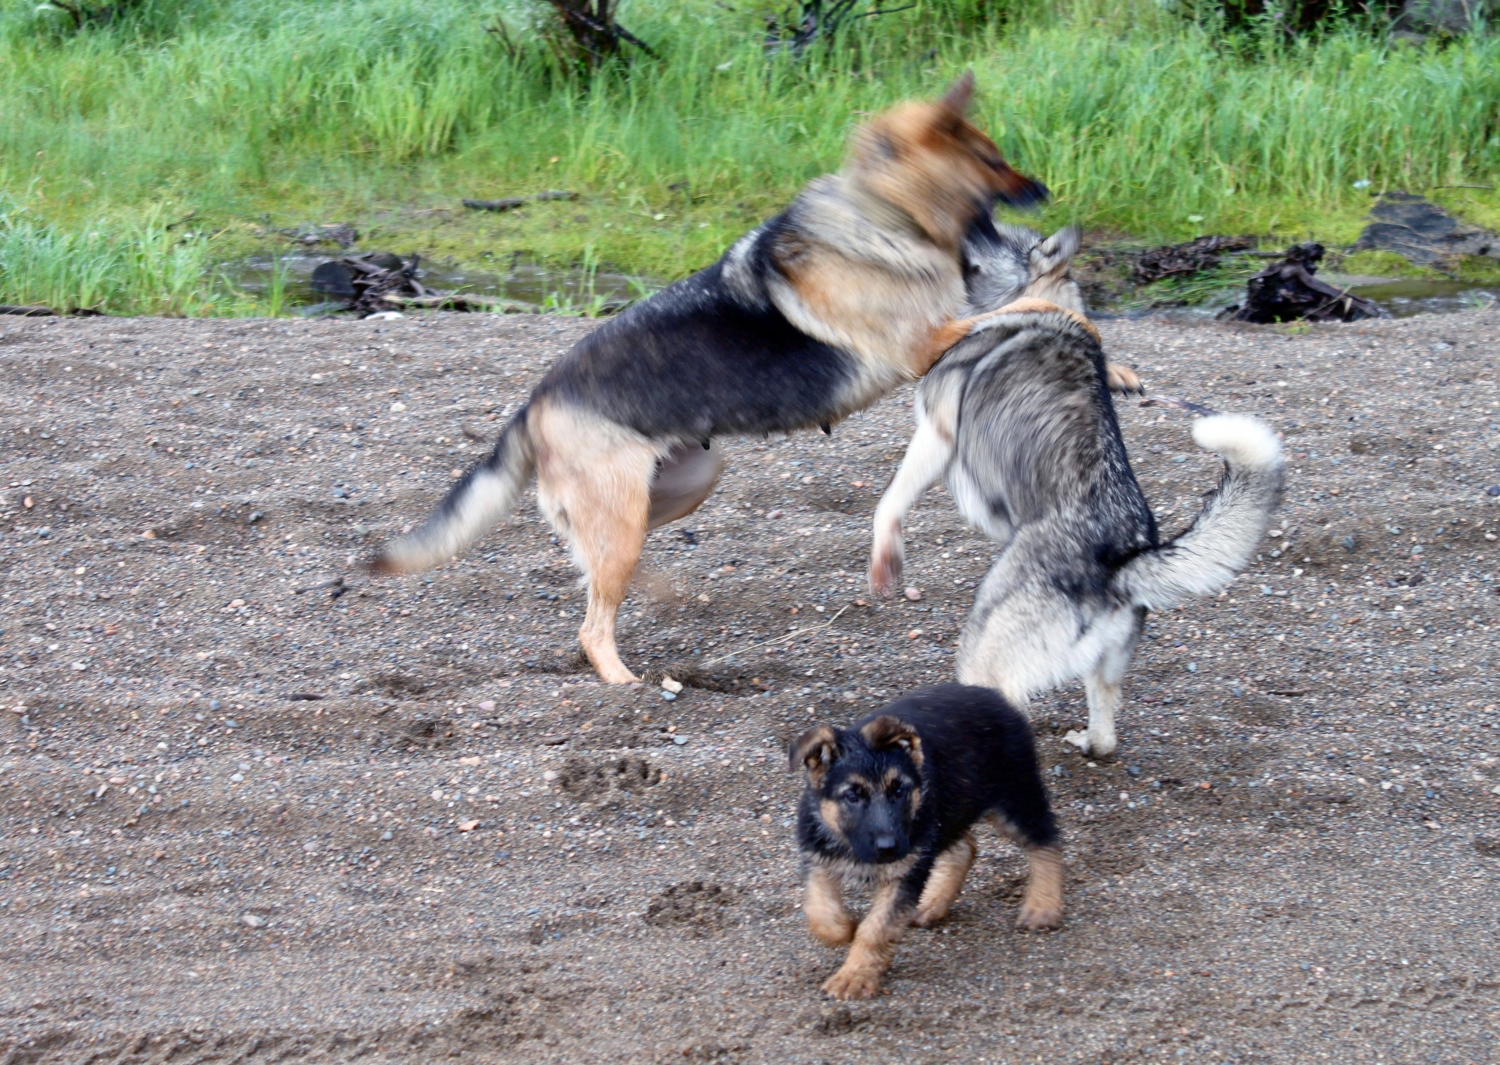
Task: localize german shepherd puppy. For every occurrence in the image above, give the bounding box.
[370,74,1046,684]
[791,683,1061,1001]
[869,227,1284,757]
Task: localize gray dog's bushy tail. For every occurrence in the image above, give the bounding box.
[368,407,535,575]
[1113,413,1284,610]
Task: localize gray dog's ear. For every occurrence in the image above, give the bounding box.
[789,725,840,782]
[859,715,924,769]
[1030,225,1082,276]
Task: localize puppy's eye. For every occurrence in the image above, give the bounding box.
[888,782,906,797]
[841,789,867,805]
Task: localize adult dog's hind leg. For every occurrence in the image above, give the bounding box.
[913,832,977,928]
[870,418,953,597]
[1064,611,1142,758]
[533,406,657,684]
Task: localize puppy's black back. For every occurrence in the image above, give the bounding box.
[860,684,1057,853]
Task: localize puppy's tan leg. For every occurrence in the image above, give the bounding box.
[803,864,854,947]
[913,831,976,928]
[822,882,910,1000]
[532,405,657,684]
[1016,845,1064,931]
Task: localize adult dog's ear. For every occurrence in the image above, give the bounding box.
[789,725,840,783]
[859,715,924,769]
[1031,225,1082,276]
[937,70,976,119]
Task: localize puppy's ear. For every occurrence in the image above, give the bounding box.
[1031,225,1082,276]
[859,715,924,769]
[938,70,976,118]
[789,725,840,783]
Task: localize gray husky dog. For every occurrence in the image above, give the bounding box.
[869,224,1284,757]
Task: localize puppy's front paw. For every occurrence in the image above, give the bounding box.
[1015,899,1062,932]
[911,904,948,929]
[822,965,883,1000]
[807,914,855,947]
[1105,362,1144,395]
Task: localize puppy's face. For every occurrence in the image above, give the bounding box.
[791,717,925,865]
[848,72,1047,250]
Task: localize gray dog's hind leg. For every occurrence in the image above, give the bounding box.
[1064,613,1143,758]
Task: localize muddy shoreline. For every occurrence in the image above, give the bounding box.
[2,308,1498,1063]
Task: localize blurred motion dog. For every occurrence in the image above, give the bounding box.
[791,684,1061,1001]
[372,73,1047,684]
[869,225,1284,757]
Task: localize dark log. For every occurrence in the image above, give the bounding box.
[1220,243,1384,323]
[1130,235,1257,285]
[463,190,579,212]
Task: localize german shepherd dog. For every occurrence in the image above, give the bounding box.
[791,684,1061,1001]
[370,74,1047,684]
[869,225,1284,758]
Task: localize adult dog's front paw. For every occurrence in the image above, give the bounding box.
[1105,362,1144,394]
[868,540,903,599]
[822,965,883,1000]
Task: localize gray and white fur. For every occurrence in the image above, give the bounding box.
[870,224,1284,757]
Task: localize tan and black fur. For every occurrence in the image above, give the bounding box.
[792,684,1061,1001]
[370,74,1047,684]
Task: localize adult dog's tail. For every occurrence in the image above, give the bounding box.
[369,407,535,574]
[1113,414,1284,610]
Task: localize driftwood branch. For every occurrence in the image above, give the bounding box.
[765,0,906,57]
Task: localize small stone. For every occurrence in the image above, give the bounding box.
[673,735,689,745]
[661,691,677,701]
[381,830,394,841]
[458,756,481,766]
[457,820,480,832]
[240,914,265,929]
[907,629,922,639]
[1487,485,1500,497]
[661,676,684,694]
[766,509,783,520]
[209,699,221,711]
[1127,765,1142,778]
[390,401,407,412]
[478,700,496,712]
[229,599,245,609]
[302,842,319,854]
[430,789,444,800]
[903,586,922,602]
[542,770,559,782]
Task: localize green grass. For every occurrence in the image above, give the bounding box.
[2,0,1498,314]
